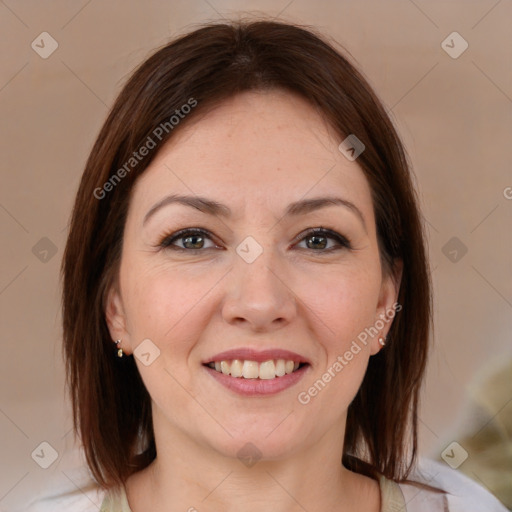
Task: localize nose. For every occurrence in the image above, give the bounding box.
[221,248,298,333]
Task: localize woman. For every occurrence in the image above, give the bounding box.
[61,19,507,512]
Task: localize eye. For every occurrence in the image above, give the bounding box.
[159,226,352,253]
[159,228,219,251]
[295,227,352,253]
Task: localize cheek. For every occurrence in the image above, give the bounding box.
[295,267,380,416]
[121,260,217,349]
[293,262,381,409]
[120,264,215,417]
[295,262,381,346]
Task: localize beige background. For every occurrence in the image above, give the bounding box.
[1,0,511,509]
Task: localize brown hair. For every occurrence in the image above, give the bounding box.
[62,18,435,490]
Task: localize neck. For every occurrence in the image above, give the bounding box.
[125,409,380,512]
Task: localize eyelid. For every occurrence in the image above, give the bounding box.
[159,227,220,250]
[158,226,352,252]
[292,226,352,250]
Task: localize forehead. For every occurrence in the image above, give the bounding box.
[129,90,374,225]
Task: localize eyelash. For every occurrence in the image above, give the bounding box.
[158,227,352,254]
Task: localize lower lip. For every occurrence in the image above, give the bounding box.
[204,364,309,396]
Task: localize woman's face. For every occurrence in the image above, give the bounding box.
[106,89,400,460]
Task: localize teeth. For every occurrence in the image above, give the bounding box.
[242,360,259,379]
[259,360,276,380]
[275,359,286,377]
[230,359,243,378]
[208,359,303,379]
[220,360,230,375]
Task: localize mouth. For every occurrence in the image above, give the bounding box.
[202,348,310,396]
[204,359,309,380]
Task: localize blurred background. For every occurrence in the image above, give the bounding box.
[0,0,511,509]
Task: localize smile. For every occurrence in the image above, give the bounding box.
[203,360,310,396]
[206,359,306,379]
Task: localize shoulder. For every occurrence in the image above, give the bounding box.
[17,467,132,512]
[398,457,508,512]
[100,486,132,511]
[16,469,106,512]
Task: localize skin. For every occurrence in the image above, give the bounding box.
[106,89,402,512]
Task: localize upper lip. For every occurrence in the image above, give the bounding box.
[203,348,310,364]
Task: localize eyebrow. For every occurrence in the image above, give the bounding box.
[143,193,367,232]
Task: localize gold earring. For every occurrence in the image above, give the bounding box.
[378,335,387,346]
[115,339,123,358]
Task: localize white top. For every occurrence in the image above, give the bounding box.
[18,457,509,512]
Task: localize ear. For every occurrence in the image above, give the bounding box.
[105,283,132,355]
[369,259,403,356]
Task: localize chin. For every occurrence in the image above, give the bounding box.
[199,418,310,463]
